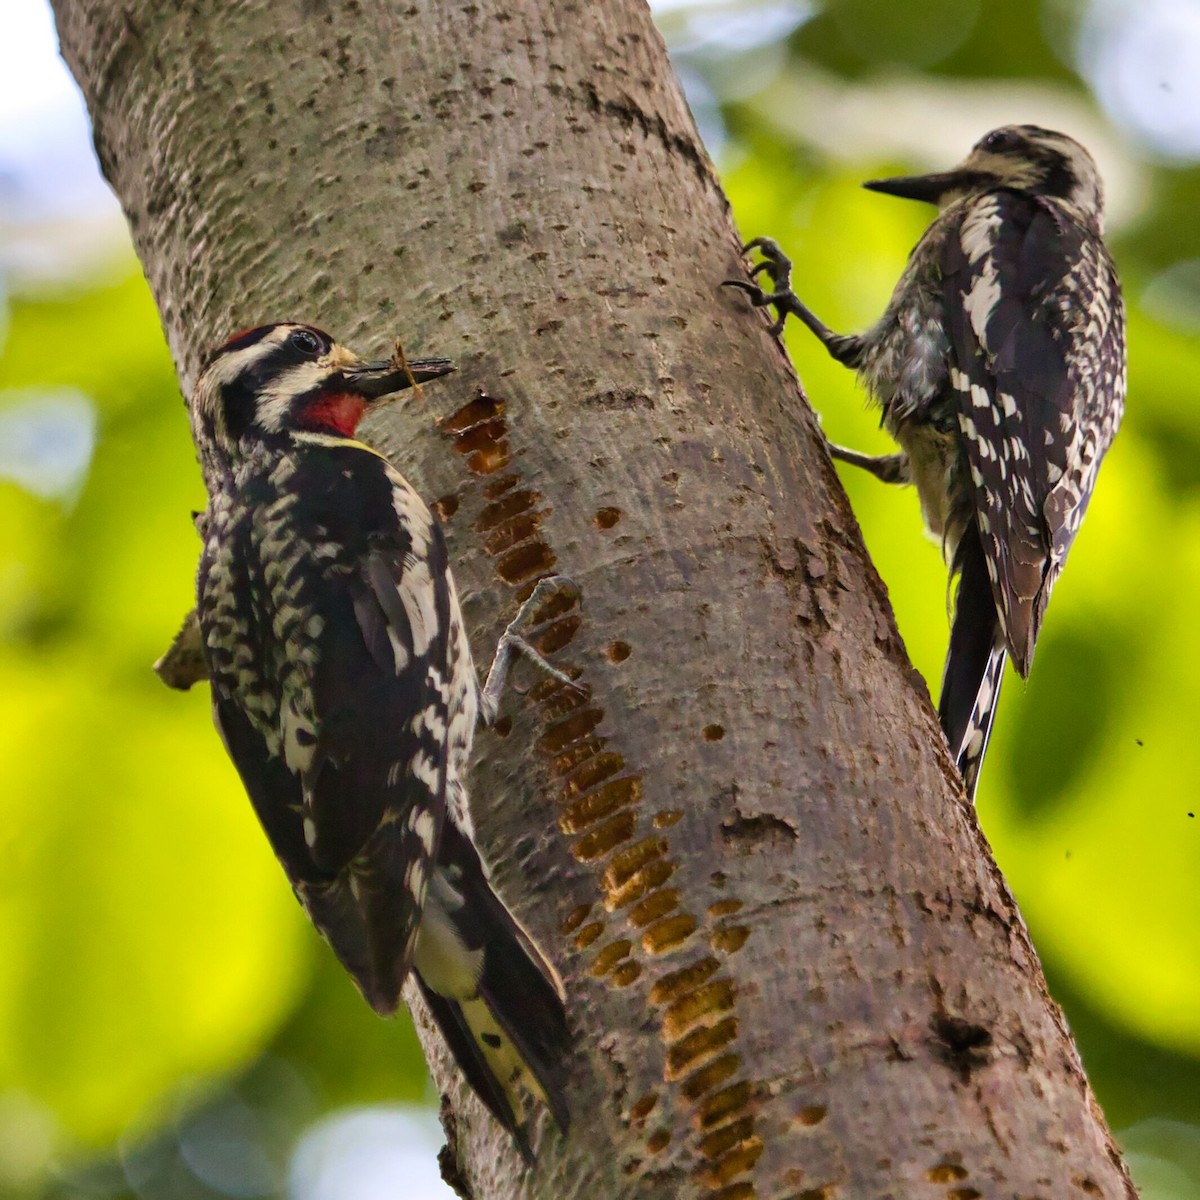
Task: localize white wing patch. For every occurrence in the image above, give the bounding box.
[963,267,1001,334]
[386,624,411,672]
[400,560,439,657]
[959,197,1003,264]
[410,808,438,854]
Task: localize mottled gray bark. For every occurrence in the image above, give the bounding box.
[53,1,1134,1197]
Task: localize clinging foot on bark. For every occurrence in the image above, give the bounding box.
[723,236,863,366]
[478,574,586,726]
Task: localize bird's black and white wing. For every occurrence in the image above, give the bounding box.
[943,192,1072,669]
[937,190,1123,781]
[204,443,455,1015]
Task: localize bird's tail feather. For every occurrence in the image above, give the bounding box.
[413,825,571,1160]
[940,522,1007,801]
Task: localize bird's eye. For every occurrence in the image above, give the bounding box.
[288,328,326,357]
[981,129,1019,154]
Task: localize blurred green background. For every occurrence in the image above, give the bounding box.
[0,0,1197,1196]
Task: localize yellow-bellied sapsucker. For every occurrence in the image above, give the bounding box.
[187,322,571,1157]
[727,126,1125,799]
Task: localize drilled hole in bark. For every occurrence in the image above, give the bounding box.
[702,723,725,742]
[530,586,580,625]
[707,898,743,918]
[681,1055,741,1103]
[931,1015,993,1080]
[629,1093,659,1123]
[646,1128,671,1154]
[721,810,798,852]
[698,1139,763,1189]
[572,811,636,861]
[453,419,506,455]
[433,494,459,522]
[795,1187,836,1200]
[706,1185,756,1200]
[559,903,592,935]
[710,926,750,955]
[628,888,679,927]
[484,513,542,554]
[650,957,720,1006]
[794,1105,827,1127]
[490,715,512,738]
[476,488,539,530]
[605,639,632,663]
[550,737,608,776]
[927,1164,969,1183]
[611,959,643,987]
[496,540,555,583]
[534,614,582,654]
[594,506,621,529]
[539,707,604,754]
[560,752,624,799]
[698,1116,755,1161]
[482,471,521,500]
[604,857,676,910]
[697,1081,752,1128]
[466,442,511,474]
[1075,1180,1103,1197]
[574,922,605,950]
[590,939,633,976]
[947,1190,982,1200]
[560,776,642,835]
[529,671,588,714]
[442,393,503,432]
[662,979,736,1040]
[642,912,697,954]
[606,837,668,889]
[653,809,683,828]
[666,1017,739,1079]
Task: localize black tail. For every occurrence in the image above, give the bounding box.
[940,522,1007,802]
[413,823,571,1162]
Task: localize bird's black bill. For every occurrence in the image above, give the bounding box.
[343,358,456,399]
[864,172,955,205]
[863,171,972,205]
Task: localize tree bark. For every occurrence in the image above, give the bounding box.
[53,1,1136,1197]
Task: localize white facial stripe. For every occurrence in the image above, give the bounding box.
[206,332,287,388]
[255,361,338,432]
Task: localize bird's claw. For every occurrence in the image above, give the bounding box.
[479,576,586,723]
[723,236,803,338]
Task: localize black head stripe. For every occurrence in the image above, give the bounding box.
[203,323,283,370]
[1033,149,1078,201]
[219,377,260,442]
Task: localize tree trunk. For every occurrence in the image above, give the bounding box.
[53,1,1136,1197]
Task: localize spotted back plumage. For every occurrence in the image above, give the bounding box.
[728,128,1127,798]
[861,127,1125,793]
[939,185,1125,674]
